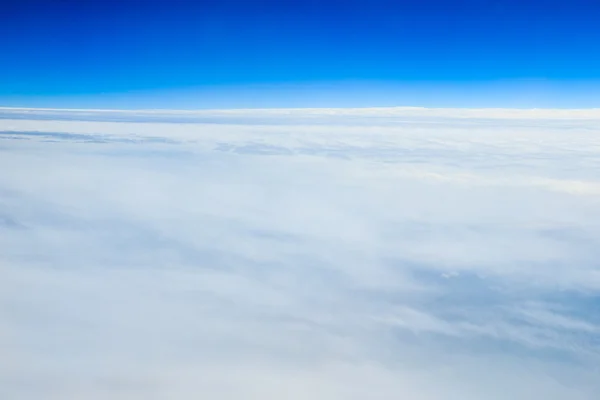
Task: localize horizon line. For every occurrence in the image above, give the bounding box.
[3,105,600,119]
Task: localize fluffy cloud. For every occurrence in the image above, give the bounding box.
[1,107,599,399]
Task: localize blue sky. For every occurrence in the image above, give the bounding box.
[2,0,600,108]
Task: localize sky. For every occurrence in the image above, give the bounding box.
[1,107,600,399]
[2,0,600,108]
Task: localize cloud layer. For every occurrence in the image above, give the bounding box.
[1,107,600,399]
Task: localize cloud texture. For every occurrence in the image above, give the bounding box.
[1,107,599,399]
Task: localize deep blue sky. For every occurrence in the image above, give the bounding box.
[2,0,600,108]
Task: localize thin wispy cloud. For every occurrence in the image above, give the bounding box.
[1,108,599,399]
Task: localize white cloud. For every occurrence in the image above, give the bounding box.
[1,107,599,399]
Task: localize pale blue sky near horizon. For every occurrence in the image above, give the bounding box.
[3,79,600,110]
